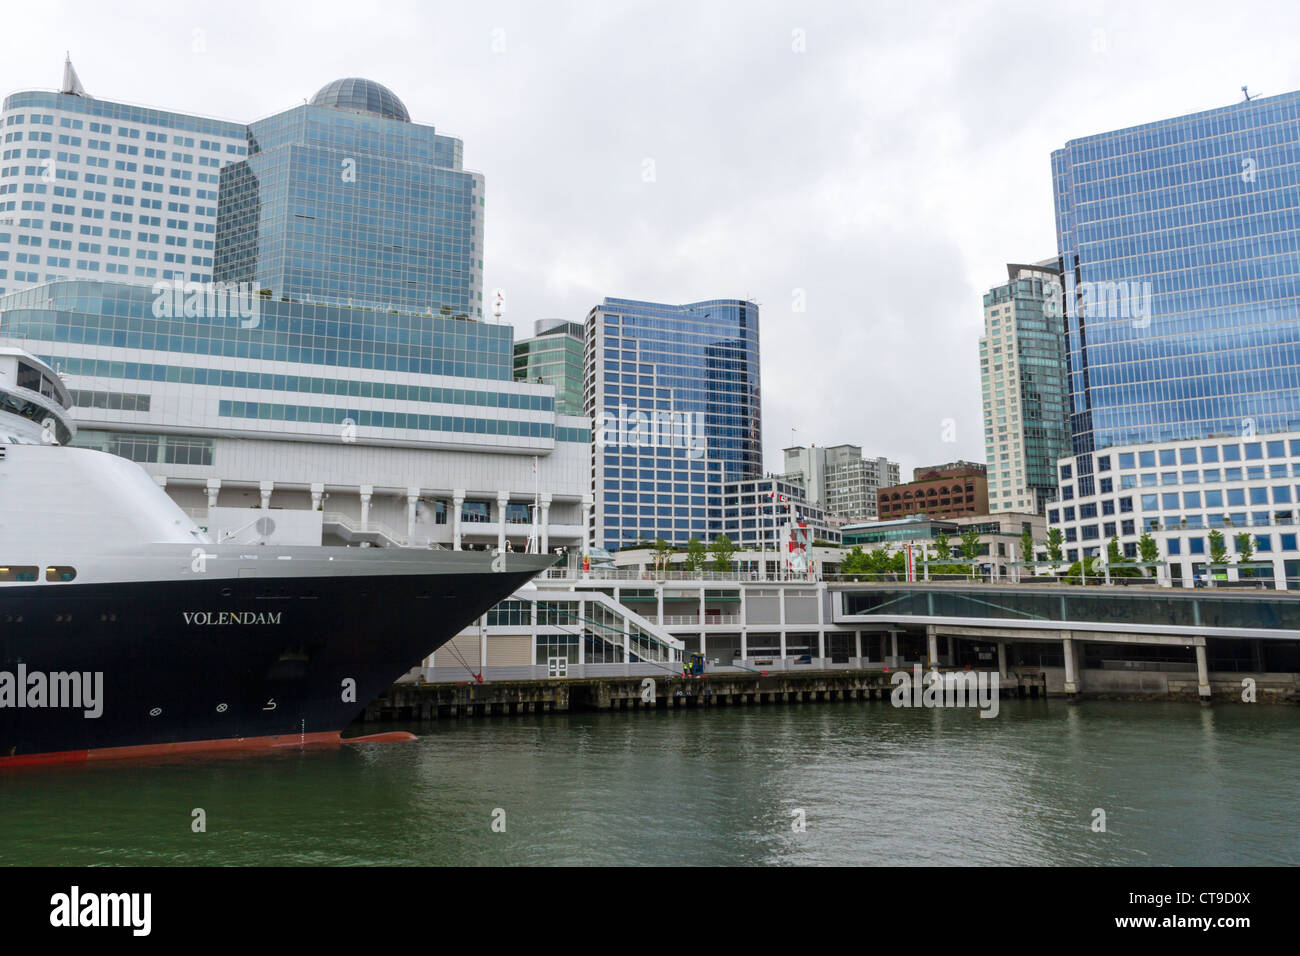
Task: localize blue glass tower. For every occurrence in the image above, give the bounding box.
[215,78,483,317]
[1052,90,1300,480]
[586,297,762,551]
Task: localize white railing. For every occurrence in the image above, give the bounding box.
[653,614,741,626]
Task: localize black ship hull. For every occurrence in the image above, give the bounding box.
[0,567,538,765]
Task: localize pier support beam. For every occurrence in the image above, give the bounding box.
[452,489,464,550]
[1195,640,1211,703]
[360,484,373,530]
[1062,633,1079,697]
[496,491,509,554]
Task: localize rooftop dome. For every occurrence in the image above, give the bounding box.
[309,78,410,122]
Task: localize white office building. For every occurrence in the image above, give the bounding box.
[0,59,247,297]
[783,444,898,522]
[1048,433,1300,588]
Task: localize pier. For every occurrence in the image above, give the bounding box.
[362,668,1049,722]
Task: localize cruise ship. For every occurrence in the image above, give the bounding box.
[0,348,555,766]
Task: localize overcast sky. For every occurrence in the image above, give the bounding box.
[6,0,1300,476]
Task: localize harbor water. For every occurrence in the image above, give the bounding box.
[1,700,1296,866]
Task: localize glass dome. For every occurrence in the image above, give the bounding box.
[309,78,410,123]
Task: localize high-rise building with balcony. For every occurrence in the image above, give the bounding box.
[585,297,761,550]
[979,260,1070,514]
[783,444,899,522]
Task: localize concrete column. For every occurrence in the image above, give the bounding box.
[406,487,419,543]
[700,631,707,658]
[657,585,664,625]
[1195,640,1211,702]
[580,493,593,560]
[310,482,324,512]
[1062,632,1079,696]
[997,640,1008,679]
[259,480,273,510]
[927,625,939,667]
[854,630,862,663]
[740,631,748,660]
[540,493,552,555]
[452,489,464,551]
[699,587,705,626]
[496,491,509,554]
[779,632,787,660]
[359,484,373,530]
[890,631,899,664]
[205,478,221,510]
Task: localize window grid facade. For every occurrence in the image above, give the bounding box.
[586,297,762,551]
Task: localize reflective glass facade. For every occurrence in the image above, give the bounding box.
[1052,91,1300,463]
[0,281,592,446]
[215,92,483,317]
[514,320,584,416]
[587,297,762,550]
[0,281,509,378]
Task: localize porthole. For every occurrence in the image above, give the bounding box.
[45,566,77,582]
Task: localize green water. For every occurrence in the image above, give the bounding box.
[1,701,1296,866]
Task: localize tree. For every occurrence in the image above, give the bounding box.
[709,534,735,572]
[1138,533,1159,564]
[932,532,951,562]
[1208,529,1228,566]
[1103,536,1141,578]
[1234,532,1255,576]
[1020,528,1035,565]
[652,537,673,574]
[1063,555,1097,585]
[959,526,981,562]
[683,536,707,574]
[1046,527,1064,563]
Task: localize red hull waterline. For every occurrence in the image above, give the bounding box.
[0,730,418,768]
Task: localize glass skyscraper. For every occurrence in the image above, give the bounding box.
[215,78,484,317]
[1048,90,1300,585]
[514,318,584,416]
[1052,89,1300,475]
[980,260,1070,514]
[586,297,761,551]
